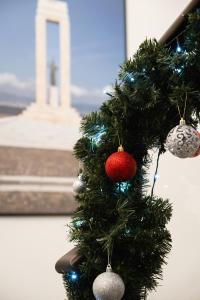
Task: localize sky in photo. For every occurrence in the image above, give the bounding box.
[0,0,125,113]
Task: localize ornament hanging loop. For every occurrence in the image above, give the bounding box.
[107,247,111,266]
[114,117,123,148]
[107,242,113,268]
[177,92,188,123]
[118,145,124,152]
[106,264,112,272]
[183,92,187,119]
[117,131,122,148]
[179,118,186,125]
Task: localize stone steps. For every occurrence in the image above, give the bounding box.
[0,175,75,192]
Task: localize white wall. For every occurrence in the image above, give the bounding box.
[126,1,200,299]
[126,0,189,56]
[0,216,72,300]
[149,153,200,300]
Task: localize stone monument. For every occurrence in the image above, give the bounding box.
[0,0,80,150]
[49,60,59,108]
[23,0,80,124]
[49,60,57,87]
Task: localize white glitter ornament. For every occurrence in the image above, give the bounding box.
[73,175,84,193]
[93,264,125,300]
[166,118,200,158]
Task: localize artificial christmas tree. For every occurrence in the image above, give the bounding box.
[56,10,200,300]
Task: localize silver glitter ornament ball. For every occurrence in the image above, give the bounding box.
[93,265,125,300]
[166,119,200,158]
[73,175,84,193]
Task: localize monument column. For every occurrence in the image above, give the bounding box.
[35,15,47,106]
[23,0,80,125]
[60,17,70,109]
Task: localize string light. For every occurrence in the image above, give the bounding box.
[74,219,85,228]
[176,44,182,53]
[176,39,183,53]
[91,125,106,146]
[92,131,105,145]
[123,227,135,237]
[174,65,184,75]
[124,228,131,236]
[174,68,182,74]
[118,181,131,193]
[123,72,134,83]
[68,271,79,282]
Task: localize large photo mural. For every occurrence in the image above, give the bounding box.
[0,0,125,214]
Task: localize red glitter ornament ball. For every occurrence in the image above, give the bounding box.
[193,131,200,157]
[193,147,200,157]
[105,146,137,181]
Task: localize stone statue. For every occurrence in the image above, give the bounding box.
[49,61,58,86]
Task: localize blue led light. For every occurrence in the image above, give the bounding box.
[175,68,182,74]
[118,181,131,193]
[125,228,131,234]
[71,273,78,280]
[154,173,160,180]
[174,66,184,74]
[68,271,78,282]
[91,125,106,146]
[176,45,182,53]
[123,227,132,237]
[123,72,134,83]
[92,132,104,144]
[74,220,84,227]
